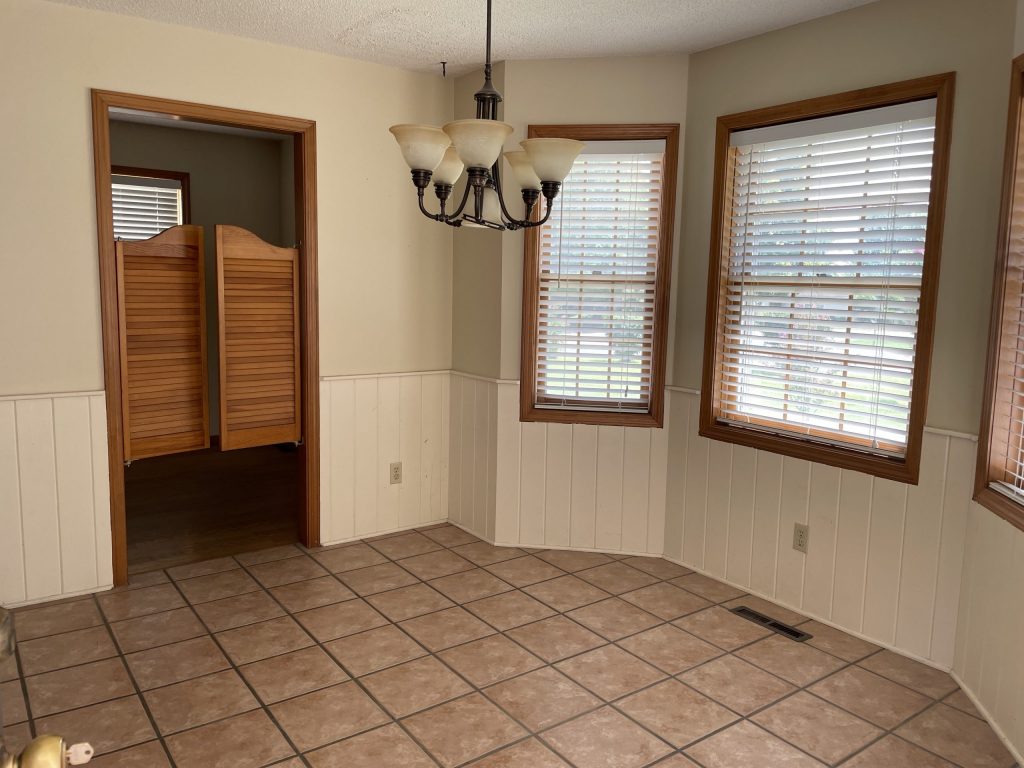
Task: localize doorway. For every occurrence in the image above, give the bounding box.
[91,90,320,584]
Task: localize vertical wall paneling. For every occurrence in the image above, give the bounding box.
[569,424,599,549]
[725,445,756,586]
[682,396,710,567]
[647,407,669,555]
[449,373,463,527]
[519,421,547,545]
[803,463,841,620]
[0,402,26,604]
[831,470,873,632]
[493,382,520,544]
[398,375,422,529]
[89,395,113,589]
[544,423,573,548]
[776,457,811,609]
[377,377,400,532]
[862,477,908,644]
[749,450,783,597]
[703,440,733,578]
[473,380,490,536]
[52,397,98,593]
[594,426,626,551]
[352,378,379,536]
[15,399,62,599]
[621,428,652,554]
[932,434,972,666]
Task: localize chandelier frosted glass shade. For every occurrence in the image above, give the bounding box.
[389,124,451,172]
[433,147,465,185]
[503,151,542,191]
[520,138,585,183]
[443,119,514,169]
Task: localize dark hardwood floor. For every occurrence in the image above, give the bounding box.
[125,444,301,574]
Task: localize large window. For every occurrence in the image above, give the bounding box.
[111,165,189,241]
[521,124,679,427]
[977,55,1024,532]
[701,75,955,483]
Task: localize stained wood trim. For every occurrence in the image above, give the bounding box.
[110,165,192,224]
[92,89,320,585]
[974,55,1024,533]
[698,73,957,485]
[520,123,680,429]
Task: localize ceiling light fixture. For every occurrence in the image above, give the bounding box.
[389,0,583,230]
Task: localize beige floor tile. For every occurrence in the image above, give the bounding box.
[167,557,238,581]
[126,635,229,690]
[618,624,722,674]
[311,542,388,573]
[325,624,427,676]
[859,651,959,699]
[467,738,570,767]
[216,616,314,664]
[295,599,388,642]
[18,625,117,675]
[269,576,355,613]
[14,597,102,640]
[671,574,745,603]
[809,666,931,729]
[621,556,693,580]
[399,606,495,651]
[367,531,443,559]
[685,721,824,767]
[506,616,606,662]
[165,709,293,768]
[398,549,475,580]
[125,571,170,589]
[649,757,700,768]
[451,542,526,566]
[365,582,454,621]
[543,707,672,768]
[943,688,983,719]
[0,680,27,725]
[430,569,515,603]
[26,657,134,716]
[235,544,304,566]
[361,656,472,716]
[109,606,207,653]
[177,570,260,605]
[723,596,808,626]
[422,525,483,548]
[567,597,662,641]
[679,655,795,715]
[192,590,286,632]
[271,681,389,751]
[87,741,172,768]
[897,703,1016,768]
[575,562,660,594]
[439,634,544,687]
[98,585,185,622]
[617,679,738,748]
[306,723,436,768]
[145,669,258,734]
[240,645,348,704]
[248,555,327,587]
[673,606,773,651]
[34,696,155,757]
[465,590,556,630]
[403,693,526,768]
[523,575,612,612]
[485,666,601,731]
[736,635,846,686]
[620,583,711,621]
[555,644,664,701]
[0,652,18,682]
[752,691,882,764]
[485,556,566,587]
[535,550,614,572]
[801,621,880,662]
[339,562,419,596]
[841,735,956,767]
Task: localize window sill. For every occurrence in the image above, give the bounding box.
[973,485,1024,534]
[698,419,918,484]
[520,403,664,429]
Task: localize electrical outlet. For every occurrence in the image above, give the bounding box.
[793,522,809,554]
[389,462,402,485]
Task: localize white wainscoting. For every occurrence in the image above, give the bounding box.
[0,391,112,607]
[319,372,450,545]
[953,503,1024,762]
[449,373,668,555]
[662,388,973,670]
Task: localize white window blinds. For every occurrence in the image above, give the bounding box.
[112,174,183,241]
[716,99,937,454]
[535,140,666,411]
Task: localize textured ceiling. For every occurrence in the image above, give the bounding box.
[45,0,876,74]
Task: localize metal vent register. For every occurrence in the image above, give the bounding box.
[729,605,813,642]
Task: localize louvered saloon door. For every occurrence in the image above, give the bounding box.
[116,225,210,460]
[216,225,301,450]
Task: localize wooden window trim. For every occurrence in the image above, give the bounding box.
[975,54,1024,533]
[111,165,192,225]
[699,73,956,485]
[520,123,680,428]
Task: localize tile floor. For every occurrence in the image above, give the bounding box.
[0,523,1017,768]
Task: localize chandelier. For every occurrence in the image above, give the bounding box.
[388,0,583,230]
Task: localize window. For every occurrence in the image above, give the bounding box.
[521,124,679,427]
[701,75,955,483]
[976,55,1024,532]
[111,165,190,241]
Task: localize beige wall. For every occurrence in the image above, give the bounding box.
[0,0,454,397]
[110,120,290,434]
[675,0,1014,434]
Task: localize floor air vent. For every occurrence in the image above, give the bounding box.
[729,606,812,642]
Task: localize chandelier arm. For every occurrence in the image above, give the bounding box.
[416,189,448,222]
[448,182,474,219]
[490,162,521,228]
[512,198,554,229]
